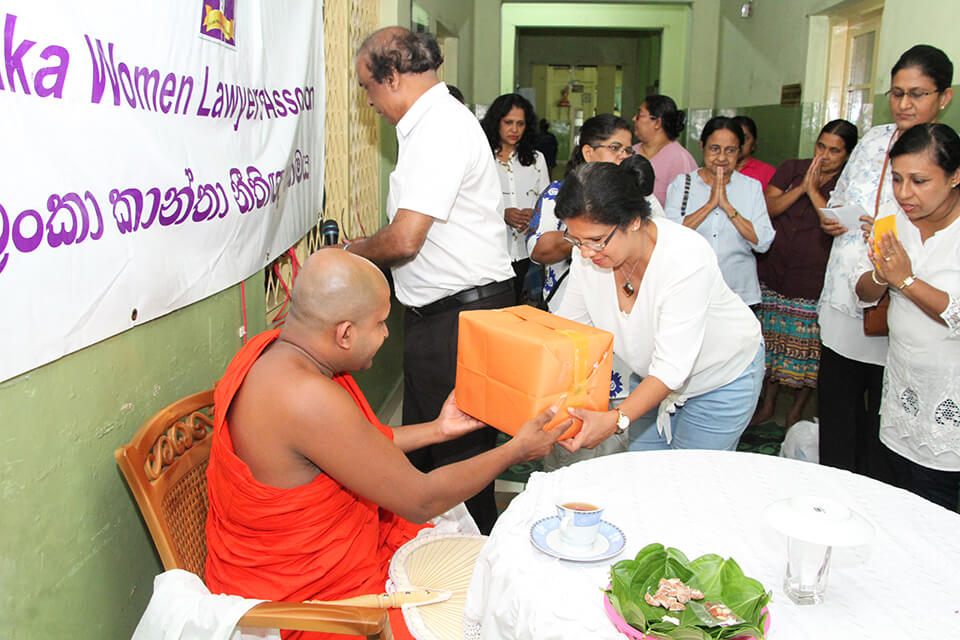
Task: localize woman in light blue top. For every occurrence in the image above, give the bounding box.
[665,116,775,306]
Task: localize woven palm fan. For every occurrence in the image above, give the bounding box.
[388,533,488,640]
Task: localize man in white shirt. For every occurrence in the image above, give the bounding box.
[346,26,515,533]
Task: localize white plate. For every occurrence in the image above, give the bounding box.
[530,516,626,562]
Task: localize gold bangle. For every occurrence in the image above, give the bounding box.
[870,270,888,286]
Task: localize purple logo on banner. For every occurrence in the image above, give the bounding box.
[200,0,236,47]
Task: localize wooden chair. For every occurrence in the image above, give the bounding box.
[115,389,389,638]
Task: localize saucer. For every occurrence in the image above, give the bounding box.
[530,516,626,562]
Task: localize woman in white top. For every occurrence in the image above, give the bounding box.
[552,161,764,453]
[855,123,960,510]
[818,45,954,481]
[528,115,664,313]
[480,93,550,303]
[664,116,775,306]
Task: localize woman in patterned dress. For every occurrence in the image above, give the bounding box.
[751,119,858,429]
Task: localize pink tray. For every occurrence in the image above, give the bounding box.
[603,592,771,640]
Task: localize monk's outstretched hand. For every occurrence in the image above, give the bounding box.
[435,390,487,440]
[509,406,572,463]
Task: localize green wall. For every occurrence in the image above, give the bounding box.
[0,275,265,638]
[0,263,403,638]
[708,0,960,168]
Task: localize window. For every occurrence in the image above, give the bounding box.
[824,5,883,133]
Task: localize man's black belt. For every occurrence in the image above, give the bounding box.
[408,279,514,318]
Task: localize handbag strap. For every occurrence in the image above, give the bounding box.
[543,265,571,306]
[680,173,692,216]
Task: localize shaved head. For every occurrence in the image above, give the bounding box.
[290,250,389,331]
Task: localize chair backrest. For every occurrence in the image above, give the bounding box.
[115,390,215,577]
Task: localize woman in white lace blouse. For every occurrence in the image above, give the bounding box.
[855,123,960,511]
[818,45,954,482]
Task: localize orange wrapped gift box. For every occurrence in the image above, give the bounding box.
[455,305,613,440]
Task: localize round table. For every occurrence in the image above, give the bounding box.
[463,450,960,639]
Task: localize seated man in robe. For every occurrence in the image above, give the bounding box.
[205,249,566,638]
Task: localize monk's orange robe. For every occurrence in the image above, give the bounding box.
[205,329,428,639]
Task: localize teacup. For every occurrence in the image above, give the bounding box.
[556,501,603,547]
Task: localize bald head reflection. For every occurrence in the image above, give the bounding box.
[290,250,389,331]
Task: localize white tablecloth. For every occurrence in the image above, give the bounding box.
[464,450,960,639]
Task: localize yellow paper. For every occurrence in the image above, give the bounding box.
[873,215,897,255]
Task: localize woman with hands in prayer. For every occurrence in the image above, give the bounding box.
[751,120,858,429]
[817,44,953,479]
[854,123,960,510]
[665,116,775,307]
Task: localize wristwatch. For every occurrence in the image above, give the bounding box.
[897,275,916,290]
[728,209,740,220]
[614,408,630,435]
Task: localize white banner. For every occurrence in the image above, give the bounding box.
[0,1,325,382]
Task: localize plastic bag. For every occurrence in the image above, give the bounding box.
[779,419,819,463]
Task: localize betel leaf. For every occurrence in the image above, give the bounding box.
[628,543,668,584]
[719,574,768,622]
[620,597,648,629]
[688,554,725,596]
[717,624,763,640]
[662,626,712,640]
[611,558,637,618]
[608,546,770,639]
[640,632,673,640]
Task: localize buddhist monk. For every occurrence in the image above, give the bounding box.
[204,249,567,639]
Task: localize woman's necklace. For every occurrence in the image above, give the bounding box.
[618,227,647,296]
[640,138,668,159]
[620,258,641,296]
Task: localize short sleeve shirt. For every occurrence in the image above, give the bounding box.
[757,158,838,300]
[388,83,514,307]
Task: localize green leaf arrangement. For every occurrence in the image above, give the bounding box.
[607,543,771,640]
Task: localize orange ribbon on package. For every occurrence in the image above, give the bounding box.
[556,329,590,408]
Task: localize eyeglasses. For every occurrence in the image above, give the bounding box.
[884,88,940,101]
[705,144,741,156]
[634,112,657,121]
[589,143,635,157]
[562,225,619,252]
